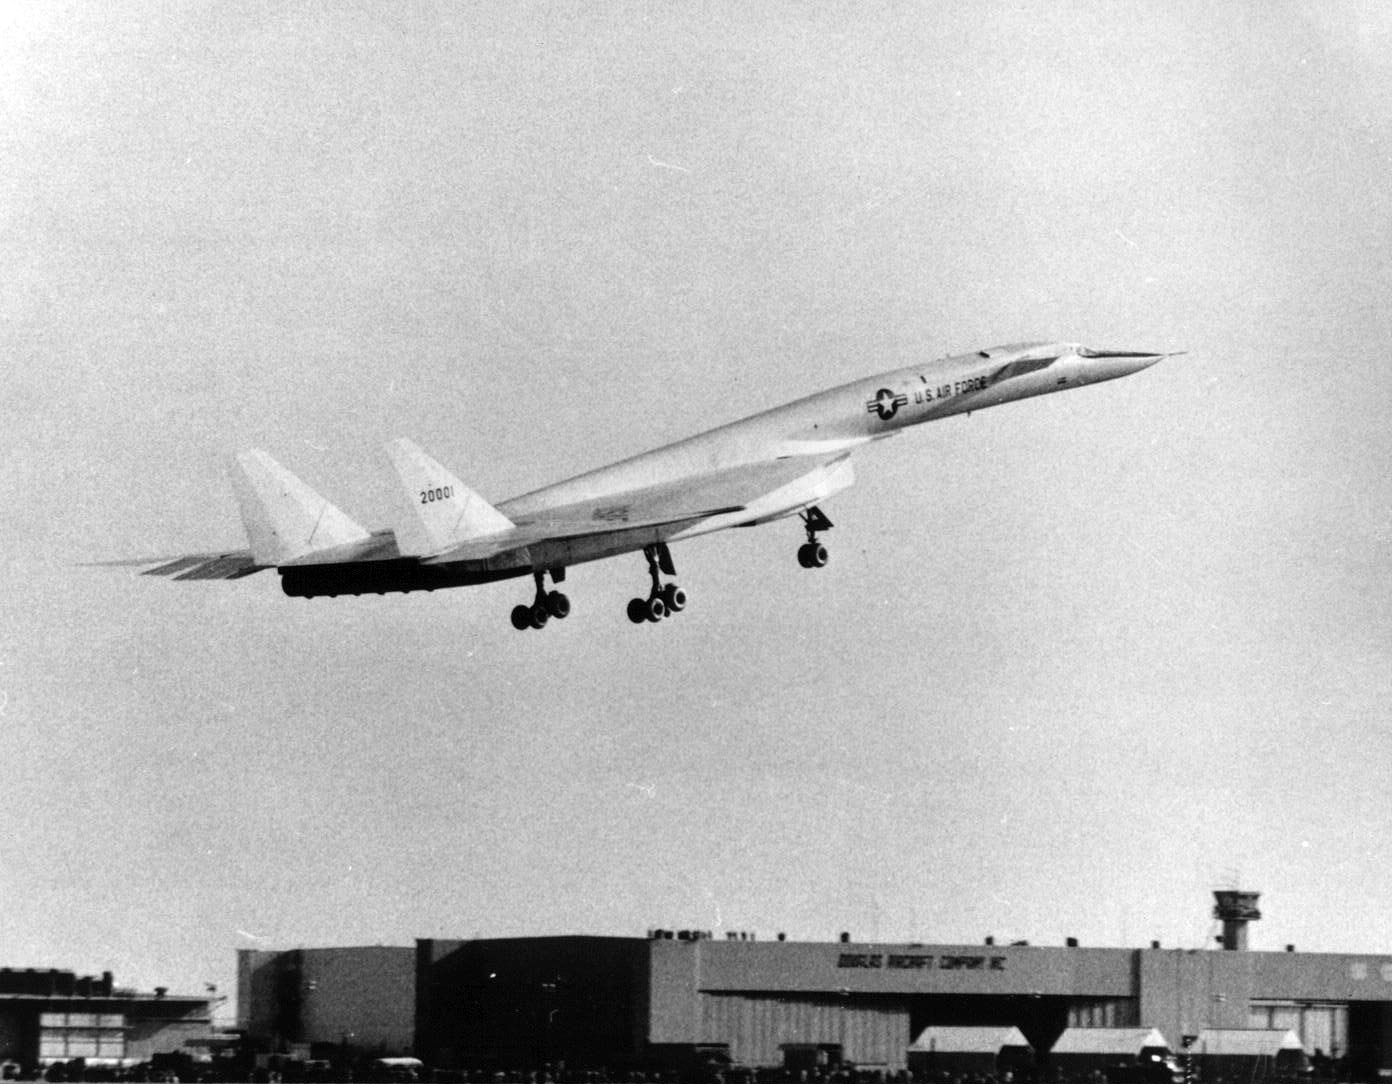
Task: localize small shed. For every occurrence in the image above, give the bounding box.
[1049,1028,1177,1082]
[907,1026,1034,1077]
[1191,1029,1309,1082]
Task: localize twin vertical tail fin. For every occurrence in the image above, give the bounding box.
[384,438,514,557]
[227,443,510,565]
[230,450,371,566]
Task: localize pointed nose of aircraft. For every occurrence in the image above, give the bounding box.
[1075,346,1176,383]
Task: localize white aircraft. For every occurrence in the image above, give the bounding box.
[122,342,1167,629]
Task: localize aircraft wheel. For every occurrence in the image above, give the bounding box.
[809,542,829,568]
[797,543,814,568]
[546,591,571,620]
[627,598,648,624]
[511,604,532,630]
[645,596,667,622]
[661,583,687,613]
[529,601,550,629]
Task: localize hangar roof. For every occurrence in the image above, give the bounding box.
[909,1027,1031,1053]
[1051,1028,1171,1055]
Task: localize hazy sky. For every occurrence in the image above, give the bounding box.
[4,1,1392,1015]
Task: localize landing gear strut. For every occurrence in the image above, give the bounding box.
[627,543,686,624]
[510,568,570,631]
[797,505,832,568]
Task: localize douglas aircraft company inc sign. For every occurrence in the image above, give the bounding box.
[837,953,1007,971]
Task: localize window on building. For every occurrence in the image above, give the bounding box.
[37,1012,127,1063]
[1248,1001,1347,1058]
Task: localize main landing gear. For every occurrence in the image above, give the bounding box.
[797,505,832,568]
[510,568,570,631]
[627,543,687,624]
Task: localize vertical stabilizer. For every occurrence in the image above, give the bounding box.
[230,450,370,566]
[385,438,514,557]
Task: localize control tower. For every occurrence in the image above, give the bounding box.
[1213,890,1262,950]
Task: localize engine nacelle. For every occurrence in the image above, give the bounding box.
[279,559,519,598]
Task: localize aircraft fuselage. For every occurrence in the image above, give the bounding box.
[501,341,1161,528]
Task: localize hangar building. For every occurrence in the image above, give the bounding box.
[0,966,215,1071]
[241,894,1392,1078]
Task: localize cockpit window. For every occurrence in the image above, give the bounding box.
[1077,347,1155,358]
[990,355,1059,382]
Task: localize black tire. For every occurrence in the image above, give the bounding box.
[627,598,648,624]
[662,583,687,613]
[529,601,550,629]
[510,604,532,630]
[546,591,571,619]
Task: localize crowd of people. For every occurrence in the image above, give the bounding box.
[2,1064,1337,1084]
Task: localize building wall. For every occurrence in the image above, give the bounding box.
[1066,998,1139,1028]
[125,1006,211,1064]
[237,948,415,1055]
[0,1010,29,1063]
[236,951,282,1039]
[647,942,701,1045]
[1138,949,1392,1054]
[649,939,1138,1068]
[406,936,1392,1074]
[1138,950,1255,1044]
[1249,953,1392,1001]
[416,938,650,1071]
[701,994,909,1069]
[301,948,415,1054]
[1250,1002,1348,1058]
[679,942,1392,1072]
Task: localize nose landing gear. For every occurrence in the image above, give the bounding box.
[797,506,832,568]
[510,568,570,631]
[627,543,686,624]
